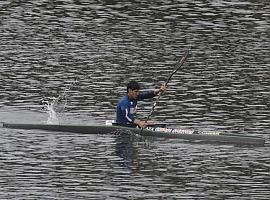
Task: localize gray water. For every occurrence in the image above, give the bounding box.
[0,0,269,199]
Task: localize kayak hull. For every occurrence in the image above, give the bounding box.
[1,123,265,146]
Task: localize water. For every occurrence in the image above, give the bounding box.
[0,0,269,199]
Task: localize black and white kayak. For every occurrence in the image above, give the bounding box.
[1,122,265,146]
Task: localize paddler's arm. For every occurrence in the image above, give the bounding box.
[139,84,168,99]
[133,119,147,128]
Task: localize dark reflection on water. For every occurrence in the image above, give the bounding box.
[115,134,138,170]
[0,0,269,199]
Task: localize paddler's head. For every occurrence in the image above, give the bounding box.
[127,81,140,100]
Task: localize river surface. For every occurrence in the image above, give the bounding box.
[0,0,269,199]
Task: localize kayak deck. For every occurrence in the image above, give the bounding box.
[1,122,265,146]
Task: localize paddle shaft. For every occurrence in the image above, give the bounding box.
[140,50,190,132]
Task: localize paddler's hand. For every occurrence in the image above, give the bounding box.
[155,84,167,95]
[134,119,147,128]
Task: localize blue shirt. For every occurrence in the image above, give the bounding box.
[116,91,156,125]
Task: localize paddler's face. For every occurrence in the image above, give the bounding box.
[128,89,140,100]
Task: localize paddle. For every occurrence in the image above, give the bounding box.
[140,49,190,133]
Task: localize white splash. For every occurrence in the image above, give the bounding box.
[43,98,60,124]
[42,79,78,124]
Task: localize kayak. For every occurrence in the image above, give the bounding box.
[1,122,265,146]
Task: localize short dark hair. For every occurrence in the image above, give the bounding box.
[127,81,140,92]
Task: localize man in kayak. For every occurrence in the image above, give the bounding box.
[116,81,167,128]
